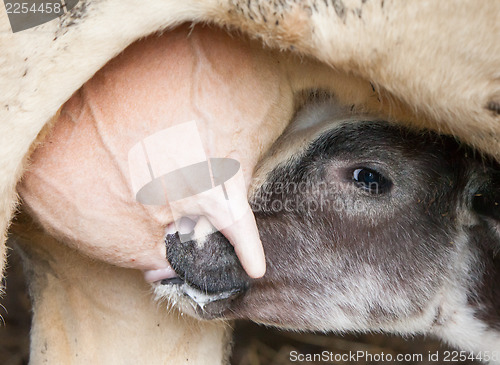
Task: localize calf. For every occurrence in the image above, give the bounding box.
[158,98,500,356]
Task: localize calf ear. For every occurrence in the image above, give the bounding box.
[472,170,500,222]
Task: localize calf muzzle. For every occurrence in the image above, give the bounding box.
[166,231,250,295]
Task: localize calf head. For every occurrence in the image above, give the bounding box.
[156,101,500,352]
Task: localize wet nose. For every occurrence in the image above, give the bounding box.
[166,231,250,294]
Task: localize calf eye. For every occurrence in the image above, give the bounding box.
[352,168,391,194]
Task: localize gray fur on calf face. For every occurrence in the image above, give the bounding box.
[243,122,467,326]
[162,101,500,352]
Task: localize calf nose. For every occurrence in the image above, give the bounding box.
[166,231,250,294]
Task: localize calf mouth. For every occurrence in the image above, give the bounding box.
[155,277,243,319]
[154,231,250,318]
